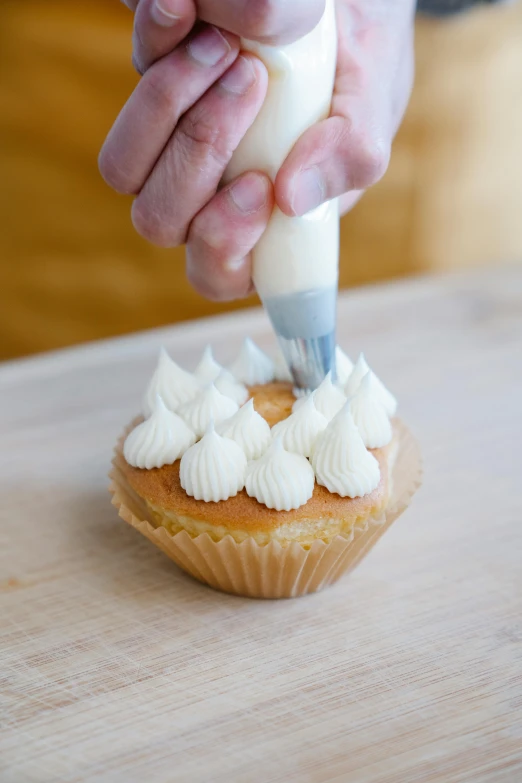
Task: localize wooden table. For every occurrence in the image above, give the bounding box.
[1,265,521,783]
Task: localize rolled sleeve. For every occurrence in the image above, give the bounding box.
[418,0,502,14]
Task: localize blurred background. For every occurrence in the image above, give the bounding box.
[1,0,521,361]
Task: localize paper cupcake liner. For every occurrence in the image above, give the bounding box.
[109,420,422,599]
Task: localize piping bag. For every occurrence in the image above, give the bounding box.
[223,0,339,390]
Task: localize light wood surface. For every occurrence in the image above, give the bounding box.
[1,266,522,783]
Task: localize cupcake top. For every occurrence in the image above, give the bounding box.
[124,340,397,510]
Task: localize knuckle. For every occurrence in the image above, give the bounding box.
[177,113,231,168]
[185,258,223,302]
[131,199,183,247]
[98,148,136,195]
[142,66,178,117]
[353,139,390,188]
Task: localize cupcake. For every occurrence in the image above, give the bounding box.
[110,339,421,599]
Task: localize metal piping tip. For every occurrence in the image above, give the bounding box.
[277,334,336,391]
[263,286,337,391]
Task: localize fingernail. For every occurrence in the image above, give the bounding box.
[187,26,231,67]
[290,167,325,216]
[219,56,257,95]
[229,173,269,214]
[151,0,181,26]
[224,257,247,272]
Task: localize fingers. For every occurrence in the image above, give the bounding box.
[131,54,268,247]
[133,0,196,73]
[196,0,326,45]
[275,2,415,217]
[132,0,325,75]
[186,172,273,300]
[339,190,363,216]
[275,114,390,217]
[98,26,240,195]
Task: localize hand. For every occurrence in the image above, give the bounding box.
[276,0,415,218]
[99,1,415,301]
[122,0,327,74]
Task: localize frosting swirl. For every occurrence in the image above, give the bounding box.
[194,345,222,383]
[214,369,249,406]
[273,345,293,382]
[180,423,247,502]
[311,404,381,498]
[349,372,392,448]
[271,394,328,457]
[124,395,196,469]
[143,347,202,417]
[245,438,315,511]
[293,371,346,421]
[178,383,239,437]
[335,346,354,386]
[345,353,397,416]
[216,398,271,460]
[228,338,275,385]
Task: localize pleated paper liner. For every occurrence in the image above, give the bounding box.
[109,419,422,599]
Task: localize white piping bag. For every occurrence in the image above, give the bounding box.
[224,0,339,390]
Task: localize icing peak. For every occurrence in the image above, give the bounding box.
[178,383,239,437]
[216,398,271,460]
[311,403,381,498]
[214,369,249,405]
[245,437,315,511]
[293,371,346,421]
[142,347,202,417]
[228,338,275,385]
[345,353,397,416]
[349,372,392,448]
[194,345,223,383]
[124,395,196,469]
[180,422,247,502]
[271,393,328,457]
[273,345,293,382]
[335,346,355,386]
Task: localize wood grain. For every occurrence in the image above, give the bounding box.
[1,266,522,783]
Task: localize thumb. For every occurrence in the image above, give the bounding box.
[275,0,414,217]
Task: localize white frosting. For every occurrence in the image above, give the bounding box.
[350,372,392,449]
[335,346,354,386]
[178,383,239,437]
[293,372,346,421]
[228,338,275,385]
[214,369,249,406]
[124,395,196,469]
[245,438,315,511]
[180,423,247,502]
[273,345,293,382]
[345,354,397,417]
[271,394,328,458]
[194,345,222,383]
[142,348,202,417]
[225,0,339,299]
[311,404,381,498]
[216,399,271,460]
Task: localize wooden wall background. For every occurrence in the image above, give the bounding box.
[1,0,521,360]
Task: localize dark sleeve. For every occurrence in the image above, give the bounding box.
[417,0,502,13]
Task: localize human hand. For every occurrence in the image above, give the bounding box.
[276,0,416,218]
[122,0,327,74]
[99,0,415,301]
